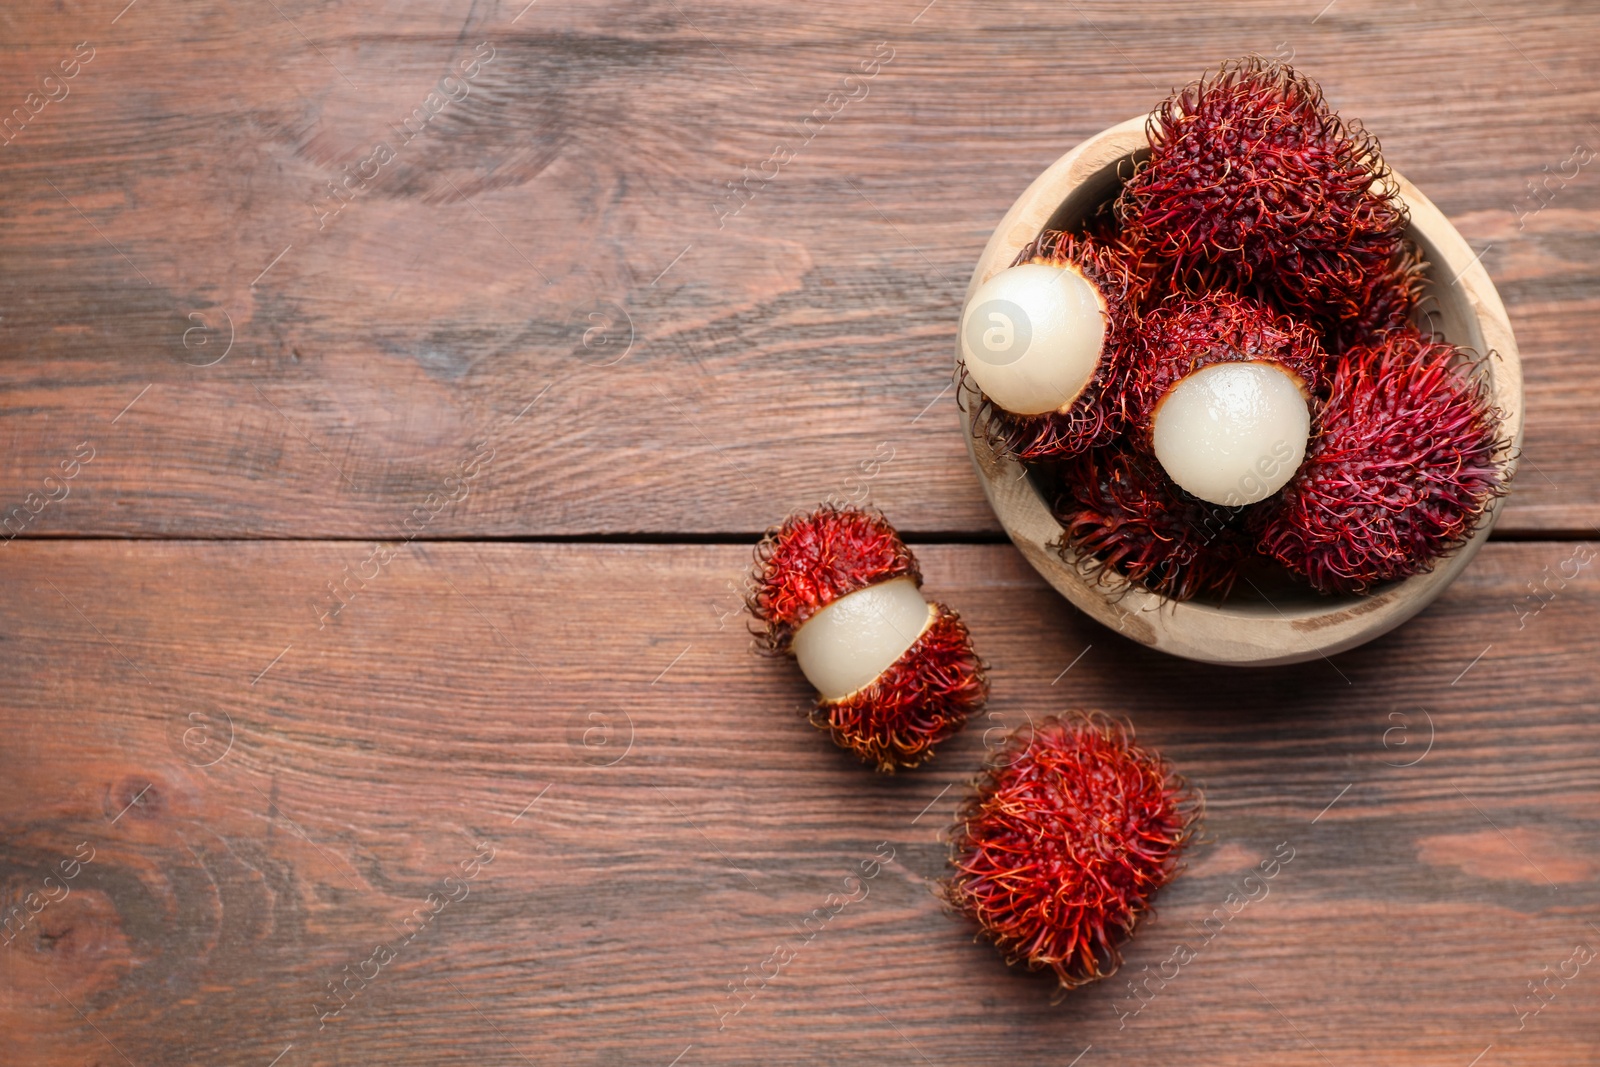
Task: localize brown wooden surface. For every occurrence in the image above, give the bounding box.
[0,0,1596,536]
[2,1,1599,1065]
[3,542,1599,1066]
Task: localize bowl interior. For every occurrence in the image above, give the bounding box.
[960,118,1523,665]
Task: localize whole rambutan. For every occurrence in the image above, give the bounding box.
[1124,292,1328,506]
[747,505,987,771]
[1254,327,1509,594]
[965,229,1141,461]
[1045,443,1250,602]
[946,713,1196,990]
[1117,56,1409,333]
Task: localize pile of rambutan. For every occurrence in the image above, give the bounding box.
[960,56,1512,599]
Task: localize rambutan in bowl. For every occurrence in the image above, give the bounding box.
[959,116,1523,666]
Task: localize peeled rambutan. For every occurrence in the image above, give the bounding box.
[946,713,1196,990]
[964,229,1140,461]
[1254,326,1509,594]
[1117,56,1409,333]
[747,505,987,771]
[1045,443,1250,602]
[1124,292,1328,506]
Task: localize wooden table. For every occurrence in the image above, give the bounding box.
[2,2,1596,1064]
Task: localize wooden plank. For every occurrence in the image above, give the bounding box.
[1,539,1596,1064]
[0,0,1595,537]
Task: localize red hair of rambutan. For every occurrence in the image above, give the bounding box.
[1122,291,1329,446]
[1044,444,1250,601]
[1116,56,1408,333]
[747,505,919,652]
[1254,326,1510,594]
[817,604,987,772]
[964,229,1139,462]
[1324,239,1429,353]
[945,713,1196,990]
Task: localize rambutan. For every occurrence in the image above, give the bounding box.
[1045,443,1250,602]
[1117,56,1409,334]
[965,229,1140,460]
[946,713,1196,990]
[747,505,987,771]
[1254,326,1509,594]
[1124,292,1328,506]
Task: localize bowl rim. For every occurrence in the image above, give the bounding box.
[958,116,1525,666]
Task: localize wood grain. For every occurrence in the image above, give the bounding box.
[0,0,1595,537]
[2,540,1597,1065]
[2,2,1597,1064]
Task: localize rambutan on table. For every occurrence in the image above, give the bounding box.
[0,3,1596,1065]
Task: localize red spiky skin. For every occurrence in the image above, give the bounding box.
[1324,238,1428,354]
[747,505,919,652]
[817,604,987,772]
[1045,444,1251,601]
[1122,291,1329,447]
[1024,219,1164,313]
[747,506,985,771]
[1254,327,1509,594]
[946,714,1196,990]
[965,229,1138,462]
[1116,56,1409,335]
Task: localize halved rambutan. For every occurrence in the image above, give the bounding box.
[1116,56,1409,334]
[1044,443,1250,602]
[960,229,1139,461]
[747,505,986,771]
[1253,327,1509,594]
[946,713,1196,990]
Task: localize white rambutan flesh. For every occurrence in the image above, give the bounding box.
[1151,361,1310,506]
[959,263,1108,416]
[791,577,934,701]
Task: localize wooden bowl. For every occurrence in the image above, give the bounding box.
[958,116,1524,666]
